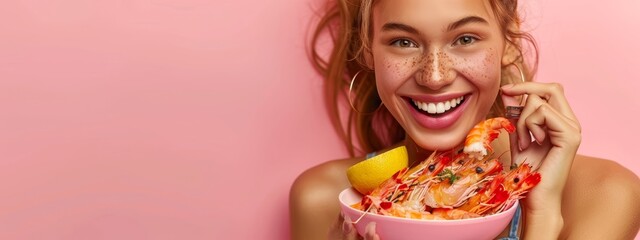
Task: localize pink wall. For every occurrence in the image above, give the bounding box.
[0,0,637,239]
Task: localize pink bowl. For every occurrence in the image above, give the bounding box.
[339,188,518,240]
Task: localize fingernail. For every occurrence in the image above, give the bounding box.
[518,141,524,151]
[365,222,376,239]
[535,139,542,145]
[342,217,353,234]
[501,83,514,90]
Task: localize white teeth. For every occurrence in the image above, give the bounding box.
[436,102,445,114]
[427,103,436,113]
[412,96,465,115]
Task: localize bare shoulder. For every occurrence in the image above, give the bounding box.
[289,157,360,208]
[289,156,362,240]
[560,154,640,239]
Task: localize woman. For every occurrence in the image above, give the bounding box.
[290,0,640,239]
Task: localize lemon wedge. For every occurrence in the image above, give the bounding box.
[346,146,408,194]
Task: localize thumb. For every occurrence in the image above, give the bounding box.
[342,215,359,240]
[508,127,520,166]
[329,214,358,240]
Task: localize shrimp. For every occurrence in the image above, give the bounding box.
[370,199,478,220]
[432,208,481,220]
[457,163,541,215]
[354,190,435,220]
[365,152,441,201]
[412,150,454,184]
[350,118,540,221]
[368,167,409,202]
[380,200,435,219]
[494,163,541,213]
[357,151,448,212]
[456,175,510,215]
[463,117,515,160]
[502,163,541,194]
[422,158,503,208]
[395,151,454,210]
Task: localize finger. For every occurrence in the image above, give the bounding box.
[504,95,539,151]
[501,82,579,124]
[524,103,576,147]
[507,117,519,166]
[364,222,379,240]
[525,112,547,145]
[515,94,547,150]
[501,82,563,106]
[342,215,358,240]
[524,105,580,178]
[500,89,524,107]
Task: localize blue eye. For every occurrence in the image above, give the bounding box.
[391,39,418,48]
[455,35,478,46]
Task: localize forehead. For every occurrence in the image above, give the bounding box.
[373,0,498,29]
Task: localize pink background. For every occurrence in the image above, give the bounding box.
[0,0,638,239]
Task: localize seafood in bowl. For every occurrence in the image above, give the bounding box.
[339,187,519,240]
[340,117,541,239]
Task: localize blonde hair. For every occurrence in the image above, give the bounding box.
[309,0,538,157]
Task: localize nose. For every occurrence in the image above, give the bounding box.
[415,49,456,90]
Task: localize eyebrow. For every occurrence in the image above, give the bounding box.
[381,22,419,34]
[446,16,488,32]
[381,16,489,34]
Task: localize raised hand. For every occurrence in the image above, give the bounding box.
[501,82,581,237]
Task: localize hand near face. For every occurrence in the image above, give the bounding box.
[501,82,582,214]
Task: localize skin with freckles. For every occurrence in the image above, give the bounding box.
[373,0,502,152]
[290,0,640,239]
[414,50,456,86]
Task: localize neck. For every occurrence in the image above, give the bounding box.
[403,137,435,167]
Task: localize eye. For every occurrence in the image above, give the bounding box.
[455,35,478,46]
[391,39,418,48]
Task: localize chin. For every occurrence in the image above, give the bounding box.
[410,130,468,151]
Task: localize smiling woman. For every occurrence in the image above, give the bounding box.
[289,0,640,239]
[371,0,507,150]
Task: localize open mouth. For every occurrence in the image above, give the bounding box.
[408,95,466,117]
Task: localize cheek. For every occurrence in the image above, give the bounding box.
[455,48,501,91]
[374,55,420,96]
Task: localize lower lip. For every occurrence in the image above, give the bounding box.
[406,96,470,130]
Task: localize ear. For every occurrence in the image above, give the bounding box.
[500,23,521,66]
[363,48,375,70]
[501,40,519,66]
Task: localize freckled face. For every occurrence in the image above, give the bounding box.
[371,0,505,151]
